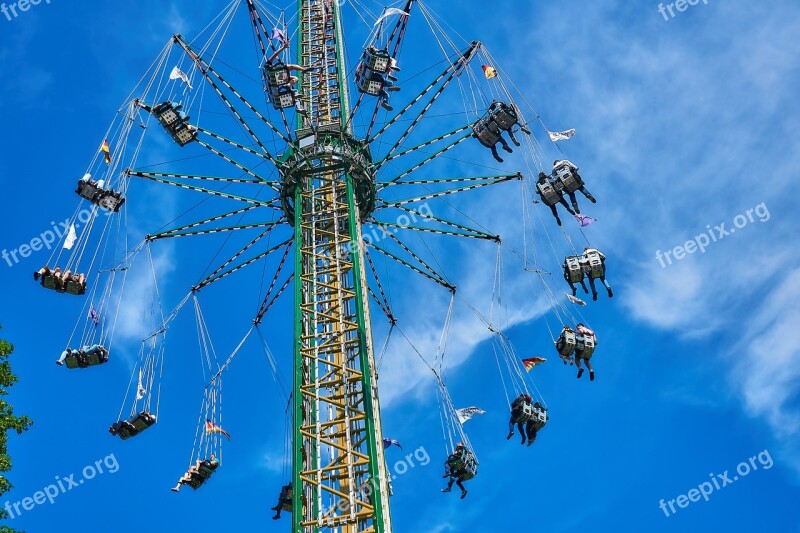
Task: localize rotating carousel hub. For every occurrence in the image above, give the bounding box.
[279,126,377,224]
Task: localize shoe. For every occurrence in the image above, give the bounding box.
[512,138,521,147]
[521,435,526,445]
[587,194,597,203]
[502,145,513,153]
[387,86,401,92]
[493,155,504,163]
[608,288,614,298]
[577,368,584,379]
[56,360,63,366]
[381,102,394,111]
[592,292,598,301]
[572,203,580,214]
[521,126,532,135]
[441,487,452,493]
[171,486,179,493]
[460,490,468,499]
[589,370,595,381]
[556,217,562,226]
[387,75,398,81]
[527,438,535,447]
[34,272,40,281]
[272,515,281,520]
[506,431,514,440]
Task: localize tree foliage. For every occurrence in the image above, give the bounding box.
[0,325,32,529]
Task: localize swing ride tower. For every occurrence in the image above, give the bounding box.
[287,1,390,531]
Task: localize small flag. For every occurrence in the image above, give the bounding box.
[271,27,288,47]
[547,129,577,142]
[206,419,231,440]
[522,357,546,371]
[382,438,403,450]
[482,65,498,79]
[88,305,100,326]
[456,407,485,424]
[574,214,596,227]
[136,370,146,400]
[63,224,78,250]
[100,140,111,164]
[169,66,193,89]
[566,293,587,306]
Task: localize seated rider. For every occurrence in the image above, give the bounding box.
[525,402,548,447]
[574,323,597,381]
[506,393,532,444]
[537,172,575,226]
[488,101,521,147]
[581,247,613,300]
[271,482,293,520]
[171,454,218,492]
[556,325,576,365]
[441,443,471,499]
[552,159,596,213]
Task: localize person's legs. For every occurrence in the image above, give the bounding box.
[517,422,526,444]
[56,349,70,366]
[549,204,562,226]
[498,134,513,153]
[575,356,584,379]
[490,145,503,163]
[507,128,521,147]
[456,479,467,498]
[442,477,455,492]
[585,359,595,381]
[566,191,580,213]
[566,282,577,296]
[579,185,596,203]
[507,416,516,439]
[600,275,613,297]
[587,277,598,300]
[579,279,589,294]
[558,197,576,216]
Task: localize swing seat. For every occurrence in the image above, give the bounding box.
[360,47,391,74]
[198,460,219,478]
[76,180,100,202]
[536,179,561,206]
[556,328,577,356]
[64,349,107,369]
[528,404,548,431]
[64,280,87,296]
[575,334,596,359]
[110,421,139,440]
[96,191,126,213]
[582,252,605,279]
[563,256,585,283]
[153,102,197,146]
[490,103,518,130]
[186,473,207,490]
[355,66,385,96]
[473,120,501,148]
[511,402,535,424]
[554,165,583,193]
[41,275,59,291]
[131,411,157,432]
[457,454,478,481]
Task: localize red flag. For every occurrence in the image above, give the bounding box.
[205,419,231,440]
[522,357,546,371]
[482,65,498,79]
[100,140,111,164]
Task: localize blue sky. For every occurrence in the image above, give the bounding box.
[1,0,799,532]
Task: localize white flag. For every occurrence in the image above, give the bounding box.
[374,8,409,29]
[136,370,147,400]
[547,129,576,142]
[565,293,587,306]
[456,407,485,424]
[169,66,193,89]
[63,224,78,250]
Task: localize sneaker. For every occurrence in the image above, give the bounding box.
[387,86,401,92]
[56,360,63,366]
[521,126,532,135]
[272,515,281,520]
[521,435,526,445]
[460,490,468,499]
[572,203,580,214]
[33,272,40,281]
[589,370,595,381]
[493,155,504,163]
[592,292,598,301]
[171,486,179,493]
[506,431,514,440]
[441,487,452,493]
[381,102,394,111]
[577,368,584,379]
[556,217,562,227]
[587,194,597,203]
[512,138,521,147]
[387,75,398,82]
[608,288,614,298]
[502,145,513,153]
